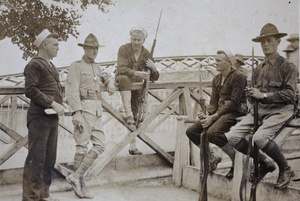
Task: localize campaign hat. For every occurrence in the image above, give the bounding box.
[287,33,299,42]
[78,33,104,47]
[252,23,287,42]
[283,44,295,52]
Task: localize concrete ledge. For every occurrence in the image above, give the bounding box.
[0,152,173,186]
[0,153,173,197]
[182,165,300,201]
[0,166,173,198]
[182,166,232,201]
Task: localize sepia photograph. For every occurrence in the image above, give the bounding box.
[0,0,299,200]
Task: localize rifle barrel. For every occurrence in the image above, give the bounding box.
[151,8,163,56]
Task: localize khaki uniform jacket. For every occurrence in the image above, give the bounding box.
[252,53,298,109]
[65,58,112,116]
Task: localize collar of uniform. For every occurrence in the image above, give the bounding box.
[263,52,280,66]
[130,44,146,57]
[82,55,95,64]
[33,56,53,65]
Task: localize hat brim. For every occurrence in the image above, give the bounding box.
[236,59,245,65]
[287,37,299,42]
[78,43,105,47]
[252,33,287,42]
[283,49,294,52]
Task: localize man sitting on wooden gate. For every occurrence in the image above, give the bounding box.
[115,26,159,155]
[226,23,298,189]
[186,49,248,179]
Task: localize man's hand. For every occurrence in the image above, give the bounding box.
[245,87,264,100]
[73,111,84,133]
[51,101,65,116]
[134,71,149,80]
[146,59,156,71]
[197,111,207,120]
[62,102,72,111]
[107,81,116,95]
[200,113,219,128]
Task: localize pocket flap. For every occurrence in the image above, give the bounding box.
[254,81,262,87]
[269,81,281,87]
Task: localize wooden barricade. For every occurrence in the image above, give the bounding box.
[0,80,212,179]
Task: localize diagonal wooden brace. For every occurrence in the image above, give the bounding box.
[88,88,183,177]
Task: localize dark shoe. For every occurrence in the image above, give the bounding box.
[209,155,222,172]
[129,148,142,155]
[66,174,84,198]
[250,160,276,182]
[274,168,295,189]
[225,167,234,179]
[125,116,136,131]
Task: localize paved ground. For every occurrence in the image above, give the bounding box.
[1,184,224,201]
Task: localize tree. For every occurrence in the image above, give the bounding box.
[0,0,113,60]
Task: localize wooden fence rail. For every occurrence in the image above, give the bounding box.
[0,80,212,176]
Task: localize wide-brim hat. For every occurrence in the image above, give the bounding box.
[234,54,245,65]
[217,49,237,66]
[287,33,299,42]
[33,29,58,48]
[283,44,295,52]
[252,23,287,42]
[78,33,104,47]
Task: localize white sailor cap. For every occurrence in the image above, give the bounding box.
[130,26,148,38]
[33,29,58,48]
[217,49,237,66]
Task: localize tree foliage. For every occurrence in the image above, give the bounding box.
[0,0,113,60]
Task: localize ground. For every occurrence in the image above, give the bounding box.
[1,184,225,201]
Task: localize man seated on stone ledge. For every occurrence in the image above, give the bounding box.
[186,49,248,179]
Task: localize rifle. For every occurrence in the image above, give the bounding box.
[239,47,259,201]
[136,8,163,127]
[198,66,209,201]
[249,47,259,201]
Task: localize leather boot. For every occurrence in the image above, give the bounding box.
[129,133,142,155]
[221,144,235,179]
[262,140,294,189]
[81,178,94,199]
[66,150,98,198]
[66,174,83,198]
[196,144,222,173]
[274,167,295,189]
[255,159,276,182]
[235,138,275,181]
[209,151,222,172]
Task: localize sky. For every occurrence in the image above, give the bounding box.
[0,0,299,76]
